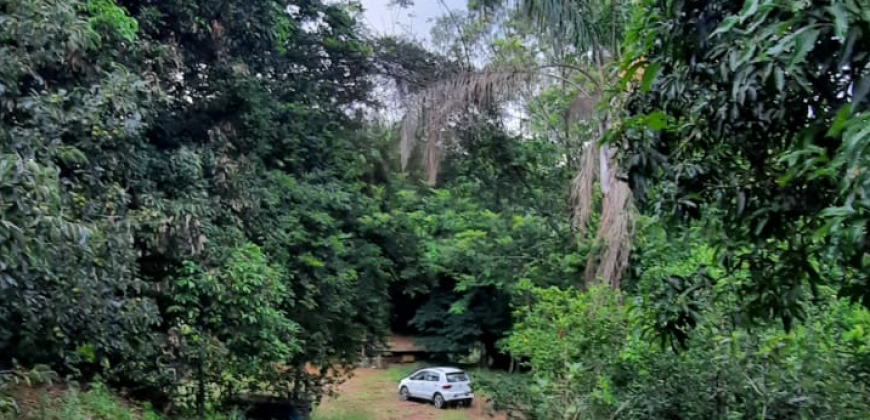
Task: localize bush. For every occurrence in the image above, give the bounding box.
[18,381,245,420]
[489,283,870,420]
[497,285,628,420]
[22,382,160,420]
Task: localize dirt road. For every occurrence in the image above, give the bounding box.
[313,366,505,420]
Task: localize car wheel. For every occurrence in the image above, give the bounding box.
[399,386,410,401]
[433,393,445,409]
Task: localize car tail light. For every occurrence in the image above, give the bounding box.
[442,384,452,389]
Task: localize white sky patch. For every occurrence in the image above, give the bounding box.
[358,0,467,42]
[350,1,535,143]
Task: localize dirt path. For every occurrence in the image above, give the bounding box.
[313,366,505,420]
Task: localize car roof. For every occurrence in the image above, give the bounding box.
[428,367,466,374]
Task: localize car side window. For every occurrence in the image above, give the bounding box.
[426,373,440,381]
[410,371,427,380]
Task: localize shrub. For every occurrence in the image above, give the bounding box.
[488,283,870,420]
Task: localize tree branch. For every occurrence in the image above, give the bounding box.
[436,0,474,69]
[539,63,601,88]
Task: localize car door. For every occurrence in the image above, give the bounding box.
[407,371,428,398]
[422,371,441,400]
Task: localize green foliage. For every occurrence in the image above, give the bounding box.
[496,285,627,420]
[508,285,626,374]
[1,0,393,416]
[0,365,57,416]
[474,0,628,59]
[21,381,244,420]
[84,0,138,42]
[165,244,300,410]
[382,128,582,363]
[0,0,160,378]
[405,183,578,339]
[483,211,870,420]
[489,281,870,420]
[620,0,870,330]
[31,382,157,420]
[626,217,717,349]
[245,171,396,404]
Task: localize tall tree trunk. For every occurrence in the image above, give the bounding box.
[196,355,206,420]
[196,310,208,420]
[292,364,303,401]
[483,336,512,370]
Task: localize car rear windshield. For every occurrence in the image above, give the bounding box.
[446,372,469,382]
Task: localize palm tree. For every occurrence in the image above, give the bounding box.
[398,0,633,289]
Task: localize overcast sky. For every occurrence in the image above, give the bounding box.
[359,0,466,42]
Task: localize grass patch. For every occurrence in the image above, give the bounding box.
[23,382,162,420]
[440,411,474,420]
[384,364,422,382]
[312,408,374,420]
[16,382,242,420]
[314,366,499,420]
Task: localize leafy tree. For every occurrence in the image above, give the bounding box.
[619,0,870,328]
[166,244,299,416]
[487,228,870,420]
[2,0,400,416]
[100,0,392,412]
[394,0,636,288]
[499,284,627,420]
[0,0,160,376]
[379,127,582,367]
[244,171,395,405]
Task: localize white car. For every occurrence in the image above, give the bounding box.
[397,367,474,409]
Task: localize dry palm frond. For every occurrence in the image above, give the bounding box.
[399,66,601,185]
[570,142,598,235]
[398,101,421,171]
[564,93,599,123]
[578,161,634,288]
[593,175,634,289]
[576,140,634,288]
[397,61,635,290]
[399,68,538,184]
[569,108,634,289]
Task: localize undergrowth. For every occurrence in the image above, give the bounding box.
[22,382,160,420]
[311,410,373,420]
[14,382,241,420]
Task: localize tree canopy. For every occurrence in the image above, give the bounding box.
[3,0,870,419]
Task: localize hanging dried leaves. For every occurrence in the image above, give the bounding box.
[399,68,538,184]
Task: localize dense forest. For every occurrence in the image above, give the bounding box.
[1,0,869,419]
